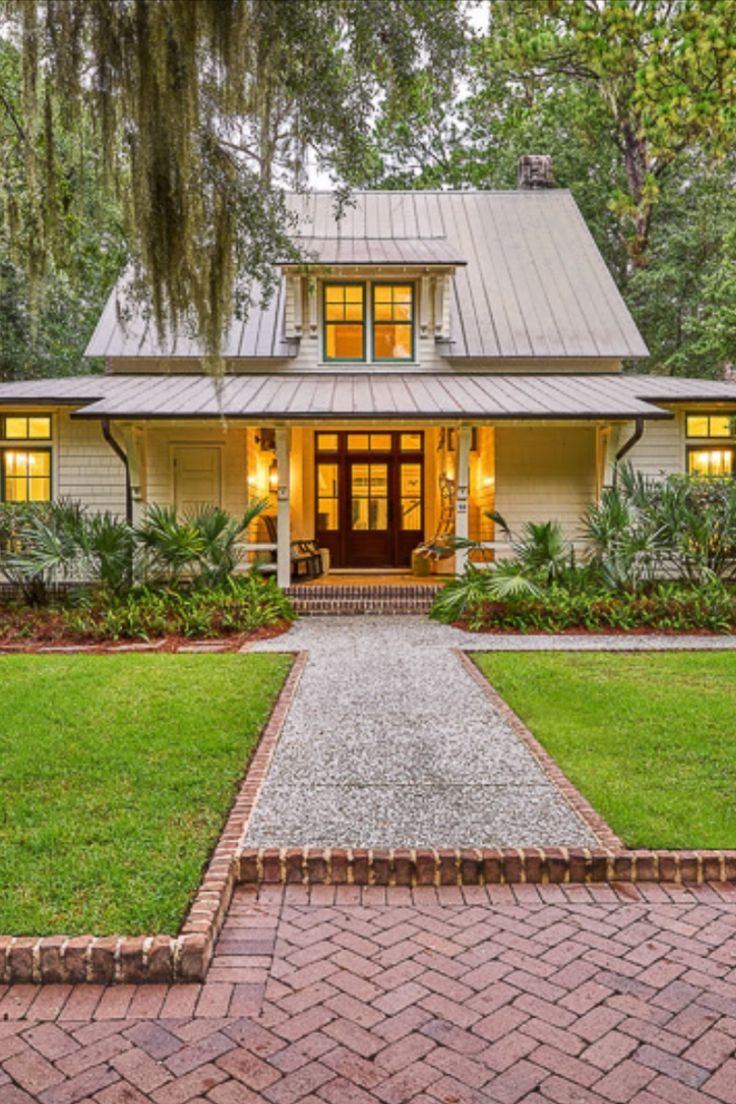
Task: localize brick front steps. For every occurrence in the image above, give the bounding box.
[0,652,308,987]
[283,583,442,615]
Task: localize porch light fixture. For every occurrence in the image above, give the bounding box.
[269,459,279,491]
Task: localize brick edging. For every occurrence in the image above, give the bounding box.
[454,648,622,850]
[0,650,307,985]
[236,846,736,887]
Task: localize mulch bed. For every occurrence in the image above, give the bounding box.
[0,621,291,654]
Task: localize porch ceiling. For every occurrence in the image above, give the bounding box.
[1,372,736,421]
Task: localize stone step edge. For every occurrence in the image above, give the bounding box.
[236,846,736,886]
[0,652,309,986]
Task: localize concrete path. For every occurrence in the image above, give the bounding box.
[244,618,591,850]
[3,881,736,1104]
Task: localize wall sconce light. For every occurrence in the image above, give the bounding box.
[269,459,278,491]
[483,475,495,488]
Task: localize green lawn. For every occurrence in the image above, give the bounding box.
[473,651,736,849]
[0,652,291,935]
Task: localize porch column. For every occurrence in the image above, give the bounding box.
[275,426,291,588]
[455,424,471,574]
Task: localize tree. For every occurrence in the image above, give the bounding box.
[1,0,467,363]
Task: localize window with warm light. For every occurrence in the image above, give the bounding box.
[686,414,733,438]
[1,414,51,440]
[685,411,735,478]
[1,449,52,501]
[324,283,365,361]
[373,284,414,361]
[688,448,734,477]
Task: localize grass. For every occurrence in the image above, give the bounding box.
[472,651,736,849]
[0,652,291,935]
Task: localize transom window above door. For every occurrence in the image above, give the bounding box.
[323,282,415,363]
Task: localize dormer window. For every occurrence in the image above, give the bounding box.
[322,280,415,363]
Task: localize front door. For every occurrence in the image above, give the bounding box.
[173,446,222,515]
[315,431,423,568]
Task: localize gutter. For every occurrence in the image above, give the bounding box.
[613,416,645,487]
[101,417,133,525]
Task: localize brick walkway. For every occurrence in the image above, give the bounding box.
[3,881,736,1103]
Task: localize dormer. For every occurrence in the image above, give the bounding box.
[280,235,466,364]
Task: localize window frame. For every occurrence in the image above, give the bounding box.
[322,281,367,364]
[371,281,415,363]
[321,279,417,365]
[686,445,735,479]
[685,412,736,439]
[1,413,53,441]
[0,446,53,503]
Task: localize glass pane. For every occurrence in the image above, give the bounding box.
[5,450,28,475]
[5,478,27,501]
[316,433,338,452]
[351,462,370,494]
[401,499,421,530]
[370,434,391,451]
[351,498,370,529]
[29,478,51,502]
[325,285,345,303]
[317,499,338,530]
[345,285,364,304]
[401,463,421,496]
[401,433,422,451]
[5,417,28,439]
[317,463,338,496]
[370,464,388,496]
[374,302,393,321]
[325,302,345,321]
[348,435,370,451]
[710,416,732,437]
[345,303,363,321]
[29,416,51,439]
[30,451,50,476]
[393,285,412,303]
[370,499,388,530]
[374,323,412,360]
[687,415,709,437]
[326,323,363,359]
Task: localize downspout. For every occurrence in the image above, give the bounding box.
[612,416,645,488]
[101,417,133,525]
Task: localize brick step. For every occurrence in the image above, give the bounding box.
[283,583,442,616]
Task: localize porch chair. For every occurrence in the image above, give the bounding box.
[261,515,325,581]
[414,473,457,562]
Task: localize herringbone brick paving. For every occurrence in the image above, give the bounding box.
[3,882,736,1103]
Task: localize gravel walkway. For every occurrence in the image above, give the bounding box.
[245,617,596,849]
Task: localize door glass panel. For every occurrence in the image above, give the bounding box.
[348,434,370,451]
[370,434,392,451]
[316,463,339,530]
[400,463,422,530]
[351,463,388,530]
[316,433,338,451]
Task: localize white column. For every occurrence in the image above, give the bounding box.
[275,426,291,588]
[455,424,471,575]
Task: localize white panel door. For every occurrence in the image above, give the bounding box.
[173,446,222,515]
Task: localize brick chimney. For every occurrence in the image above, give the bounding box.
[518,154,553,190]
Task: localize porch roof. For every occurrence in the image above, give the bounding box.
[2,372,736,421]
[286,235,467,267]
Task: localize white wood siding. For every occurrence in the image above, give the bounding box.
[494,425,597,539]
[144,425,248,516]
[626,411,684,478]
[57,413,127,515]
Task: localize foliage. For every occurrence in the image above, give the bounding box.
[584,465,736,587]
[0,652,291,933]
[0,496,271,600]
[432,470,736,631]
[475,651,736,848]
[1,0,467,364]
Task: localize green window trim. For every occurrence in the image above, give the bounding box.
[323,281,367,363]
[371,282,415,363]
[0,446,53,503]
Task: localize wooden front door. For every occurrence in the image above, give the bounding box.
[315,431,424,568]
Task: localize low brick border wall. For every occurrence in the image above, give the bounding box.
[237,846,736,887]
[0,651,307,985]
[284,583,442,616]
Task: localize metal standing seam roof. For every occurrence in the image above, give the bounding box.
[2,373,736,421]
[85,190,649,361]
